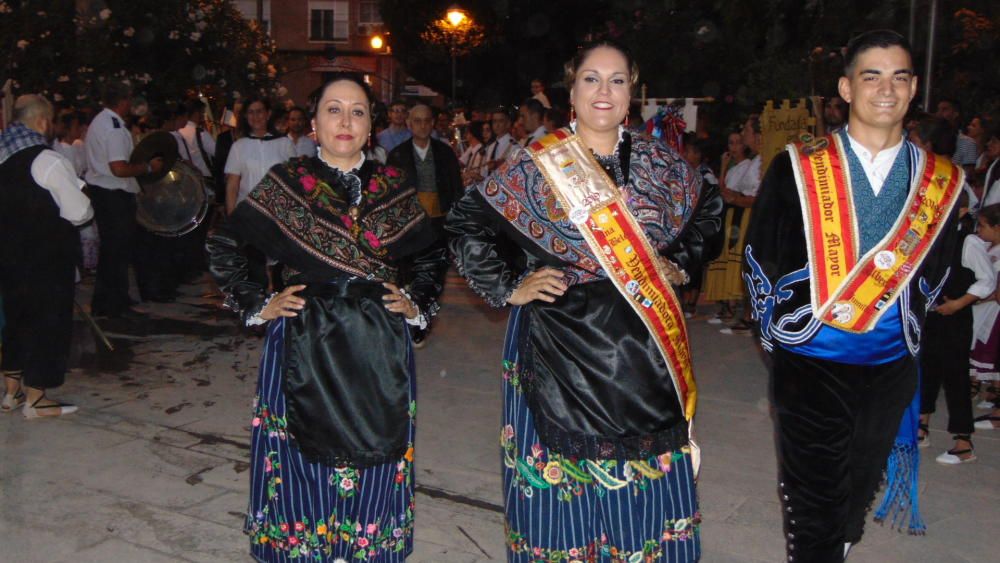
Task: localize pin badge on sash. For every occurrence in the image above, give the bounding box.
[874,250,896,271]
[832,302,854,323]
[569,207,590,225]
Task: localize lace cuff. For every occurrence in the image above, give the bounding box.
[245,292,278,326]
[452,256,526,309]
[399,288,428,329]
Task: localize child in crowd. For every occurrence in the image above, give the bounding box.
[971,204,1000,432]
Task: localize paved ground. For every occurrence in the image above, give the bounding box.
[0,272,996,562]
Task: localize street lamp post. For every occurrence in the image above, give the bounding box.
[445,7,467,101]
[421,6,484,102]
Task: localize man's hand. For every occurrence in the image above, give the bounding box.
[148,156,165,175]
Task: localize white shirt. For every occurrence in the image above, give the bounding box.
[523,125,548,147]
[533,91,552,109]
[981,160,1000,209]
[964,235,998,299]
[32,149,93,225]
[53,140,86,178]
[85,107,138,192]
[289,134,317,158]
[725,155,761,197]
[413,139,431,161]
[224,135,295,203]
[481,133,516,176]
[845,129,904,196]
[175,120,216,177]
[459,143,482,168]
[966,236,1000,343]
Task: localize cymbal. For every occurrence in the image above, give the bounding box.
[130,131,179,184]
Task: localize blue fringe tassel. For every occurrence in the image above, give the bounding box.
[873,381,926,535]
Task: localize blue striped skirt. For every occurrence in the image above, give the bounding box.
[245,319,415,562]
[501,307,701,562]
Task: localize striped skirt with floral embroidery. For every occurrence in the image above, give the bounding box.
[245,318,415,562]
[501,307,701,563]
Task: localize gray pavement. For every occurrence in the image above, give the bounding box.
[0,272,997,562]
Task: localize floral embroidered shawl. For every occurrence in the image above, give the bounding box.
[233,156,431,283]
[476,129,700,285]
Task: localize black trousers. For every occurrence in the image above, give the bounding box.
[920,310,974,434]
[771,347,916,562]
[0,257,76,389]
[90,186,136,316]
[134,227,180,299]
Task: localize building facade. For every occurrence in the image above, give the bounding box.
[234,0,398,106]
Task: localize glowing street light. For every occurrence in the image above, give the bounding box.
[421,5,484,101]
[446,8,467,28]
[370,34,384,50]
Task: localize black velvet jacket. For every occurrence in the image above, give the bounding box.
[207,156,448,466]
[743,150,961,356]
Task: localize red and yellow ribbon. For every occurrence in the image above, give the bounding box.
[528,129,696,420]
[790,134,963,333]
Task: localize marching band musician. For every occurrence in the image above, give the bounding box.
[85,82,164,318]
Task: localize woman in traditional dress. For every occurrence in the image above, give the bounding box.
[446,40,721,562]
[208,73,447,562]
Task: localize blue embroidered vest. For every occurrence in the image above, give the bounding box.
[784,132,910,365]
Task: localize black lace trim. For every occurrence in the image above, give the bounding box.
[525,390,689,461]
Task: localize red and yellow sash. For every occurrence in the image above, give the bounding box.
[789,134,963,333]
[527,129,697,421]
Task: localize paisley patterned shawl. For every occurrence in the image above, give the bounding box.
[476,129,700,284]
[238,156,428,282]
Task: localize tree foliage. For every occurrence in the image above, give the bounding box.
[0,0,278,106]
[379,0,998,121]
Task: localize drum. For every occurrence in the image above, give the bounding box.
[135,159,210,237]
[131,131,210,237]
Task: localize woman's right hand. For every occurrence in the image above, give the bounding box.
[260,284,307,320]
[507,268,567,305]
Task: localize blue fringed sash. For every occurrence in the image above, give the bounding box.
[874,369,926,535]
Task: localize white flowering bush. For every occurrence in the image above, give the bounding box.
[1,0,281,107]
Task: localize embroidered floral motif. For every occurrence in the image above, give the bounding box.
[502,360,525,391]
[328,466,360,498]
[478,131,699,287]
[247,499,415,560]
[505,516,700,563]
[246,158,424,281]
[501,422,689,502]
[252,399,288,440]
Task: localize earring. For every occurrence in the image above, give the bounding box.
[624,112,629,127]
[570,106,575,122]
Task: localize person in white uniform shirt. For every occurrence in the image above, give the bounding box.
[52,111,87,177]
[481,107,516,177]
[517,98,548,147]
[85,82,165,318]
[530,78,552,109]
[286,106,317,158]
[168,99,218,283]
[1,94,93,418]
[224,96,295,214]
[174,99,216,181]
